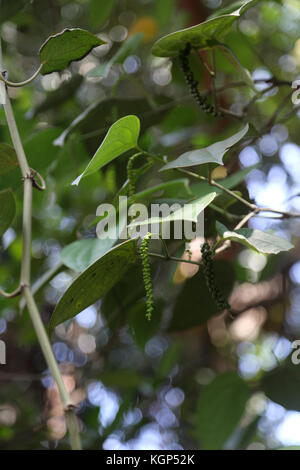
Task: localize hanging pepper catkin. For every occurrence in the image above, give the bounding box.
[201,242,231,311]
[178,43,222,118]
[140,233,154,321]
[127,154,140,205]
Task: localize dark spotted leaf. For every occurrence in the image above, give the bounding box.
[49,239,137,333]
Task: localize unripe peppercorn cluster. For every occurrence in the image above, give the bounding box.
[178,43,222,117]
[201,242,231,311]
[140,233,154,321]
[127,154,140,206]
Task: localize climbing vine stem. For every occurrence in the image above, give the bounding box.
[0,39,81,451]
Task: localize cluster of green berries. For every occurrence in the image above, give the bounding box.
[127,154,139,205]
[178,43,222,118]
[201,242,231,312]
[140,233,154,321]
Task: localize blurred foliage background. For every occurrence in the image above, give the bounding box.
[1,0,300,450]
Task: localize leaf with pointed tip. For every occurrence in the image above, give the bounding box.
[160,124,249,171]
[49,239,137,334]
[216,221,294,254]
[0,189,16,237]
[72,115,140,186]
[152,0,258,57]
[39,28,105,75]
[128,192,217,228]
[0,144,18,176]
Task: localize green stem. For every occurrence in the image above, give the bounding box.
[0,63,43,88]
[149,251,202,267]
[0,39,81,450]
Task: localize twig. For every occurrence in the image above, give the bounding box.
[149,251,202,267]
[0,64,43,87]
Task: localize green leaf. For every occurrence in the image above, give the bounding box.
[208,1,254,19]
[129,192,217,228]
[90,0,117,29]
[155,341,183,382]
[135,179,192,202]
[39,28,105,75]
[23,127,62,174]
[195,372,250,450]
[72,115,140,186]
[60,238,117,272]
[53,97,171,148]
[87,33,144,78]
[155,0,175,28]
[261,359,300,412]
[0,189,16,237]
[100,370,143,389]
[170,260,234,331]
[216,221,294,254]
[160,124,249,171]
[0,144,18,176]
[49,239,137,333]
[129,300,163,350]
[152,0,257,57]
[216,44,255,90]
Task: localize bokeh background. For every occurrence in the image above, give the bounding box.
[1,0,300,450]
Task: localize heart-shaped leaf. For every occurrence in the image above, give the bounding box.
[0,144,18,176]
[195,372,250,450]
[160,124,249,171]
[0,189,16,237]
[72,115,140,186]
[39,28,105,75]
[49,238,138,333]
[216,221,294,254]
[152,0,257,57]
